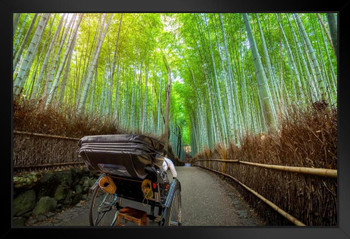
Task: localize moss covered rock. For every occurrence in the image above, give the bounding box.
[13,173,40,189]
[54,184,69,202]
[39,172,57,185]
[37,172,59,198]
[71,185,83,205]
[63,189,73,205]
[55,171,73,186]
[81,176,90,193]
[32,196,57,216]
[13,189,36,216]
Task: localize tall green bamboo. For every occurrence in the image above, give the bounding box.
[326,13,337,57]
[13,14,39,71]
[13,14,29,55]
[294,13,326,100]
[242,13,276,130]
[276,14,304,103]
[219,13,243,142]
[162,53,172,151]
[46,14,83,106]
[14,14,50,95]
[256,14,280,112]
[78,13,112,114]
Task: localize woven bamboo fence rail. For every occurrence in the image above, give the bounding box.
[193,159,337,178]
[14,162,85,169]
[13,131,82,170]
[13,130,80,141]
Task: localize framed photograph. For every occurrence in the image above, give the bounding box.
[3,0,350,238]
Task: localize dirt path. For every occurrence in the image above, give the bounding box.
[26,166,266,226]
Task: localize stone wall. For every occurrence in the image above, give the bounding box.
[13,167,98,226]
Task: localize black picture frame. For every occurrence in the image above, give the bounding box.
[2,0,349,238]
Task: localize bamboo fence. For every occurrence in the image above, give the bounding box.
[13,130,80,141]
[195,158,337,226]
[194,159,337,178]
[13,131,81,169]
[197,165,306,226]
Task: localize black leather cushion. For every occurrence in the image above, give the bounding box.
[78,134,165,179]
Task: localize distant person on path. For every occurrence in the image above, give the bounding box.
[162,152,177,178]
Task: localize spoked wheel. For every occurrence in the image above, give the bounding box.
[164,186,182,226]
[89,186,119,226]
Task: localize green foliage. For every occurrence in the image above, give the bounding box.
[13,13,337,159]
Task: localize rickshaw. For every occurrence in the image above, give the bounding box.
[78,134,182,226]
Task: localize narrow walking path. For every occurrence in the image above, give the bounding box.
[26,166,266,226]
[178,166,265,226]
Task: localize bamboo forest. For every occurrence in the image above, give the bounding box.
[13,13,337,158]
[12,12,338,227]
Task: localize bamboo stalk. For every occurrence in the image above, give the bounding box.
[316,13,335,53]
[238,161,337,178]
[194,159,337,178]
[198,165,306,226]
[194,159,239,163]
[13,130,80,141]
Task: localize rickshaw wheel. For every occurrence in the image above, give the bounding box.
[164,185,182,226]
[89,186,118,226]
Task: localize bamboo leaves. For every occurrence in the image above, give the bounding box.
[12,13,337,160]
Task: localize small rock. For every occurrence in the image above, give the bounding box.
[26,217,38,225]
[63,190,73,205]
[72,185,83,205]
[32,196,57,217]
[54,184,69,202]
[53,218,63,224]
[46,212,55,218]
[37,214,47,222]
